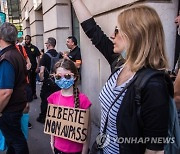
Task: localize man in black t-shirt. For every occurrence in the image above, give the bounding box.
[65,36,82,69]
[24,35,41,99]
[37,37,62,124]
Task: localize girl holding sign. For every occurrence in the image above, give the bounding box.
[47,58,91,154]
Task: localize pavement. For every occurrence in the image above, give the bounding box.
[0,84,99,154]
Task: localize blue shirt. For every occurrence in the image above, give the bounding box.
[0,60,15,89]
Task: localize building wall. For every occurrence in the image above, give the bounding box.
[42,0,72,52]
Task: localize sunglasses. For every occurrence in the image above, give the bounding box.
[54,73,74,80]
[114,26,119,37]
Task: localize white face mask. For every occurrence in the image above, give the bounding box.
[121,50,126,59]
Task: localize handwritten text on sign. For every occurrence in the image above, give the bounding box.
[44,104,89,143]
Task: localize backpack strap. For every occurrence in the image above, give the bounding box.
[134,68,164,127]
[45,52,60,74]
[18,45,24,56]
[46,52,60,58]
[45,52,53,58]
[108,66,123,80]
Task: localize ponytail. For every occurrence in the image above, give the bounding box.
[73,84,80,108]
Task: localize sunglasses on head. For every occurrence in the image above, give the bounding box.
[54,73,74,80]
[114,26,119,37]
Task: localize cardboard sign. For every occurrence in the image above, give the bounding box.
[44,104,89,143]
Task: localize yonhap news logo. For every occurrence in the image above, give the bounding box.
[96,133,110,148]
[95,135,175,147]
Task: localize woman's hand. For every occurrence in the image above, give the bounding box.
[175,15,180,26]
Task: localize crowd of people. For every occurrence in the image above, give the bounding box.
[0,0,180,154]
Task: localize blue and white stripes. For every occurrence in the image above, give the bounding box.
[99,68,133,154]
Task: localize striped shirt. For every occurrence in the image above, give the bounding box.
[99,67,134,154]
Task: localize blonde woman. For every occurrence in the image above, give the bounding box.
[70,1,173,154]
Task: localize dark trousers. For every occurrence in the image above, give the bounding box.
[0,111,29,154]
[39,83,52,119]
[39,79,60,120]
[28,68,37,96]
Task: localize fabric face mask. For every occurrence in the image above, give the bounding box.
[55,77,74,89]
[121,50,126,59]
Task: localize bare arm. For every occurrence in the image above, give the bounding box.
[0,89,13,112]
[174,69,180,109]
[71,0,92,23]
[26,57,31,70]
[145,149,164,154]
[82,110,91,154]
[36,56,40,72]
[39,66,45,81]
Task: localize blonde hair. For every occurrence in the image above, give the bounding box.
[118,5,168,71]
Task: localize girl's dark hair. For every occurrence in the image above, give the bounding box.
[55,58,80,108]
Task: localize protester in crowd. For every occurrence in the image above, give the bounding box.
[16,42,33,129]
[64,36,82,69]
[71,1,172,153]
[174,12,180,109]
[0,22,29,153]
[24,35,41,99]
[48,58,91,154]
[37,37,62,124]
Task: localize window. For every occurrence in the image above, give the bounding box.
[71,6,80,46]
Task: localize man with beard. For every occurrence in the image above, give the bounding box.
[24,35,41,100]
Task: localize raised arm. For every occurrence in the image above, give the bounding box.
[71,0,117,66]
[71,0,92,23]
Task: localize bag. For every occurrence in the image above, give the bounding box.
[21,113,29,139]
[46,52,61,74]
[0,113,29,151]
[134,69,180,154]
[44,52,61,91]
[0,130,6,151]
[164,97,180,154]
[44,76,61,92]
[90,140,103,154]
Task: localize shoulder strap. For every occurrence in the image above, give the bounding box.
[108,67,122,80]
[18,45,23,55]
[103,73,138,133]
[56,52,60,58]
[134,68,164,127]
[46,52,53,58]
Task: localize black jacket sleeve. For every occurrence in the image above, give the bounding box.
[141,76,169,150]
[81,18,117,66]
